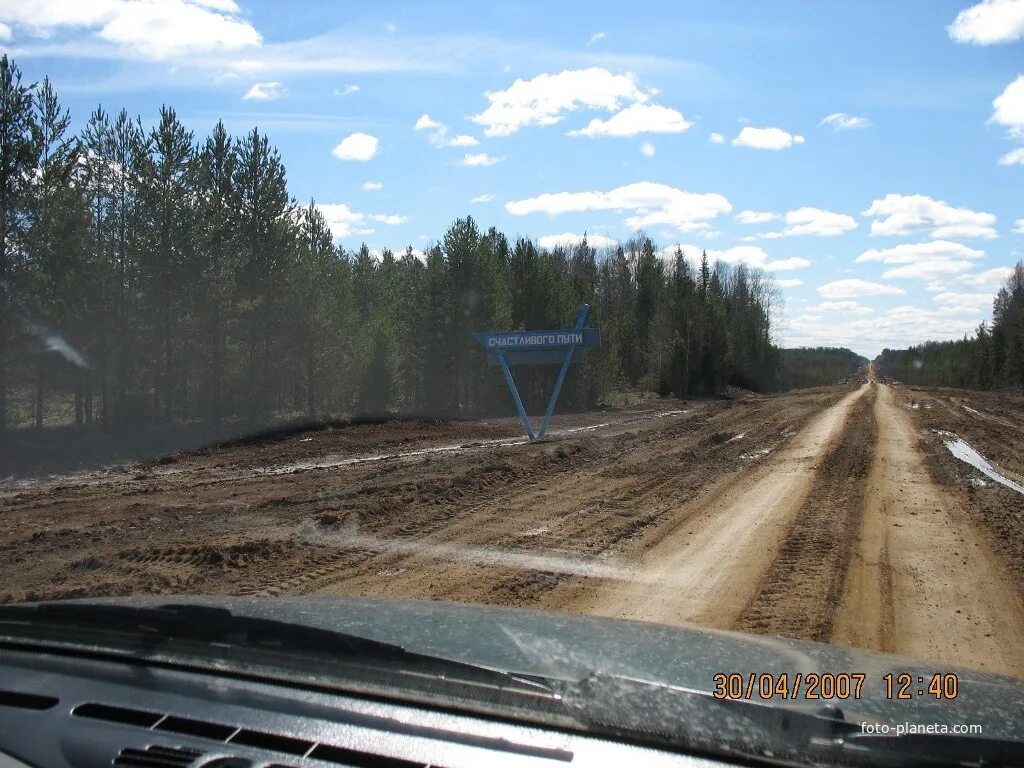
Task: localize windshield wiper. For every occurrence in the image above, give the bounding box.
[0,602,557,698]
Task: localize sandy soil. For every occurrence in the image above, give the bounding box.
[558,383,870,627]
[2,374,1023,676]
[832,382,1024,677]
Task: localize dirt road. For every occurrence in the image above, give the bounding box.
[832,382,1024,677]
[560,383,870,628]
[2,377,1024,676]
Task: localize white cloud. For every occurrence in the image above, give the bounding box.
[999,146,1024,165]
[461,152,504,167]
[862,193,997,238]
[333,84,359,96]
[362,181,383,191]
[369,213,408,225]
[445,134,479,147]
[933,291,994,307]
[732,126,805,150]
[882,260,975,278]
[414,113,443,131]
[857,240,983,280]
[471,67,648,137]
[812,301,874,315]
[672,246,808,272]
[989,77,1021,178]
[817,279,906,299]
[766,257,812,271]
[314,203,402,239]
[538,232,618,249]
[242,81,286,101]
[0,22,10,41]
[736,210,778,224]
[709,132,725,144]
[414,114,480,148]
[666,244,774,269]
[640,141,655,157]
[1015,218,1024,234]
[820,112,870,130]
[331,132,379,161]
[949,0,1024,44]
[782,305,984,354]
[586,31,607,46]
[856,240,985,264]
[470,193,495,203]
[568,103,692,137]
[0,0,261,59]
[992,75,1024,138]
[959,266,1014,287]
[507,181,731,234]
[760,207,857,238]
[775,278,803,288]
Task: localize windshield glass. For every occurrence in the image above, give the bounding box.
[0,0,1023,755]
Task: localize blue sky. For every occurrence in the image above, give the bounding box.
[2,0,1023,357]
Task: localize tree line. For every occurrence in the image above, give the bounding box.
[778,347,867,389]
[0,55,787,433]
[875,262,1024,391]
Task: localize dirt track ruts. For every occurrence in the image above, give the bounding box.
[555,383,870,628]
[2,377,1024,676]
[832,381,1024,677]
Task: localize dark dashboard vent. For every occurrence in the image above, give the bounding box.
[114,745,203,768]
[74,702,162,727]
[0,689,59,711]
[157,715,237,742]
[308,744,428,767]
[73,702,441,767]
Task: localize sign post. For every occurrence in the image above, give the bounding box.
[473,305,601,440]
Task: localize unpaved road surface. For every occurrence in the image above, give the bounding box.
[832,383,1024,677]
[560,384,870,628]
[2,376,1024,676]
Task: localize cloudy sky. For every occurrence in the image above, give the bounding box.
[2,0,1023,356]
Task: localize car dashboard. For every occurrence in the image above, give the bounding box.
[0,646,720,768]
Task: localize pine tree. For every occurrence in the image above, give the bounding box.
[25,77,79,428]
[144,106,195,421]
[108,109,147,423]
[0,55,39,430]
[193,121,237,422]
[233,127,291,420]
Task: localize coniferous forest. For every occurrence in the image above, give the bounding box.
[778,348,867,389]
[875,263,1024,391]
[0,56,792,432]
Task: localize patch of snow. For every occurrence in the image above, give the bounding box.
[961,405,981,416]
[937,430,1024,495]
[726,432,746,443]
[740,447,772,460]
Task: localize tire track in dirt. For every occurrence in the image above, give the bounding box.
[831,381,1024,677]
[0,388,852,605]
[732,385,876,642]
[558,383,870,628]
[236,392,845,603]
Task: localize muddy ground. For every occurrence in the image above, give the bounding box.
[2,375,1023,676]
